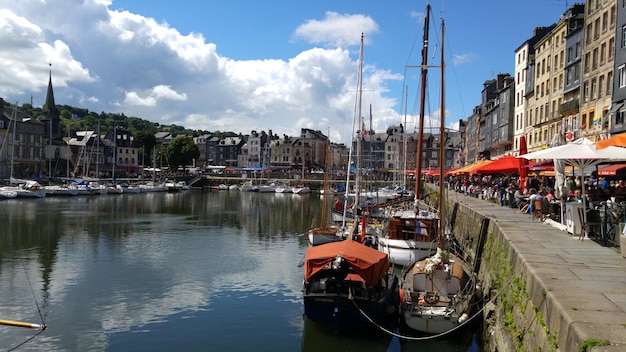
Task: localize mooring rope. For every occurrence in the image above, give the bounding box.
[1,203,47,351]
[351,263,525,341]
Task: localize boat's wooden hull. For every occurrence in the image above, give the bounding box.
[303,274,399,332]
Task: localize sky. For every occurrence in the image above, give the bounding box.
[0,0,573,145]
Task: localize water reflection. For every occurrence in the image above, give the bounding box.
[0,191,477,351]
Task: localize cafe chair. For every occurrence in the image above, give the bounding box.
[531,199,545,222]
[577,207,601,241]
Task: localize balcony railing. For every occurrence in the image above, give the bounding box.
[559,98,579,114]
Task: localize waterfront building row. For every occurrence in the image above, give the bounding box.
[465,1,626,166]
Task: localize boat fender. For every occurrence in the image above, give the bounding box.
[458,313,469,324]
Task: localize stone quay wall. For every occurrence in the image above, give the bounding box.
[446,191,625,352]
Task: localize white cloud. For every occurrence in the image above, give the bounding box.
[452,52,475,66]
[0,0,404,145]
[294,12,379,48]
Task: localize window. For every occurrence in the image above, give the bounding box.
[599,75,605,98]
[591,78,597,100]
[618,65,626,88]
[617,109,625,126]
[600,42,606,64]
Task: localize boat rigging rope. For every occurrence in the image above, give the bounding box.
[1,204,47,351]
[351,263,524,341]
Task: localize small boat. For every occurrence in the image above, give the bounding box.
[274,181,292,193]
[302,239,399,333]
[2,179,46,198]
[257,182,276,193]
[176,181,190,190]
[308,226,342,246]
[43,184,79,196]
[400,248,475,334]
[378,207,439,267]
[217,183,229,190]
[165,180,180,192]
[239,181,257,192]
[292,184,310,194]
[0,188,17,199]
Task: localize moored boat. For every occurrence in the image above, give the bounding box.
[400,248,475,334]
[302,239,399,333]
[399,8,477,336]
[378,206,438,267]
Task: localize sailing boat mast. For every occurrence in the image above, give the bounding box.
[415,4,431,201]
[438,16,446,248]
[355,33,364,211]
[10,104,17,180]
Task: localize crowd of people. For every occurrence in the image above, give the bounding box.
[449,172,626,211]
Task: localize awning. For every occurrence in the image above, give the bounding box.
[609,103,624,114]
[598,163,626,176]
[597,132,626,149]
[451,160,492,176]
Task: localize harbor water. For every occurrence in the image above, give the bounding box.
[0,190,482,351]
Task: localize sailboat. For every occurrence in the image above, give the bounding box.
[308,139,342,245]
[302,34,400,334]
[399,9,477,335]
[377,5,438,267]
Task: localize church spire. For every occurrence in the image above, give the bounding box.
[42,64,58,118]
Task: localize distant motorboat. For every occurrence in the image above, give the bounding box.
[292,184,310,194]
[3,179,46,198]
[43,184,79,196]
[0,188,17,199]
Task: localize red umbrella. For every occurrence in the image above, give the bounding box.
[474,155,524,175]
[519,136,528,193]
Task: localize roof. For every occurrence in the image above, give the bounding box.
[303,240,389,286]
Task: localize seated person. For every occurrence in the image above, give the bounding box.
[526,188,540,213]
[545,189,556,202]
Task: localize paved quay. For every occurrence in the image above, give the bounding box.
[448,191,626,352]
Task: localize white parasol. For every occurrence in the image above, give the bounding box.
[518,138,626,236]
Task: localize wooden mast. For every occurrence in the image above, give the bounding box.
[414,4,431,201]
[438,16,446,248]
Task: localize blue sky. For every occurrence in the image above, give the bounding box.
[0,0,572,144]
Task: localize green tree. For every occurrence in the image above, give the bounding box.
[135,131,157,166]
[165,136,199,172]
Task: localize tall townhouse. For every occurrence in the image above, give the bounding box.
[530,22,561,152]
[561,5,586,146]
[483,74,515,159]
[193,134,210,168]
[610,1,626,135]
[269,134,294,169]
[0,99,46,178]
[514,26,555,155]
[580,0,616,140]
[464,105,481,165]
[300,128,328,169]
[246,130,270,167]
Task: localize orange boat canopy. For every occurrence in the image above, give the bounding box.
[303,240,389,287]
